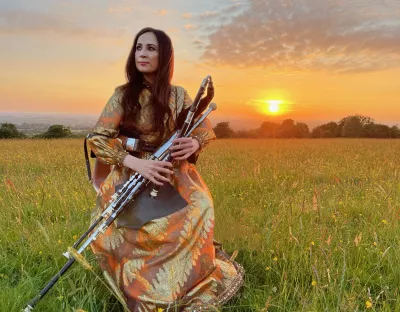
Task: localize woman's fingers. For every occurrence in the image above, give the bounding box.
[154,160,173,167]
[154,166,174,175]
[174,152,192,160]
[169,143,192,151]
[145,170,165,185]
[170,138,195,152]
[152,171,170,182]
[171,148,192,157]
[151,161,174,182]
[172,138,193,144]
[149,177,164,186]
[152,162,173,174]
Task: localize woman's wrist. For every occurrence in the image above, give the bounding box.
[191,135,204,151]
[122,154,139,170]
[192,137,200,152]
[116,150,130,167]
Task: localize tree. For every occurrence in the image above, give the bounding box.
[213,122,235,138]
[338,115,374,137]
[0,123,26,139]
[40,125,72,138]
[294,122,310,138]
[341,116,363,137]
[257,121,279,138]
[339,115,374,127]
[374,124,390,138]
[311,122,339,138]
[277,119,295,138]
[389,126,400,138]
[363,123,391,138]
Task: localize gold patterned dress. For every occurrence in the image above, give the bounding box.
[87,85,244,311]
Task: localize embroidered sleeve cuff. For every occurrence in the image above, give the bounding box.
[191,134,206,152]
[115,150,129,167]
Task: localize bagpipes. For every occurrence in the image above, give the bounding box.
[22,76,216,311]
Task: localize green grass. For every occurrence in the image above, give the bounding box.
[1,139,400,311]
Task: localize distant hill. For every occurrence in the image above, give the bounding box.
[0,112,98,135]
[0,112,324,131]
[0,112,98,128]
[0,112,398,132]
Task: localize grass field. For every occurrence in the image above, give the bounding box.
[1,139,400,311]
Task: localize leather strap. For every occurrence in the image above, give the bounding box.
[84,134,92,181]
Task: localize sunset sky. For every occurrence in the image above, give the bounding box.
[1,0,399,127]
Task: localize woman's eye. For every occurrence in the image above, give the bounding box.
[149,47,155,51]
[136,46,141,50]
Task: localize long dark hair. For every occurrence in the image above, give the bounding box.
[120,27,174,143]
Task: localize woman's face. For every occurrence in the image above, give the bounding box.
[135,32,159,75]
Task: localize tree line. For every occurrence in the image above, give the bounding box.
[0,124,82,139]
[213,115,400,139]
[1,114,399,139]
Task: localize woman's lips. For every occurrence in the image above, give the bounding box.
[138,62,149,66]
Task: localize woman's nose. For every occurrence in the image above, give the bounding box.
[139,50,148,58]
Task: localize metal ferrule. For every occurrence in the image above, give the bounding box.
[202,75,211,88]
[126,138,141,152]
[185,111,195,123]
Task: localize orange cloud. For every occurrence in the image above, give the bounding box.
[157,9,169,16]
[184,24,197,30]
[167,28,180,34]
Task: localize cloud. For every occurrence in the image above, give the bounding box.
[157,9,169,16]
[200,11,218,18]
[167,27,180,34]
[0,9,125,38]
[184,24,197,30]
[193,39,205,48]
[108,6,132,14]
[181,2,244,27]
[198,0,400,73]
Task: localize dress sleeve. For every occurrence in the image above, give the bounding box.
[86,89,129,166]
[182,88,216,151]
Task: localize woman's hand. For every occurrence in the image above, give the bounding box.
[169,138,200,160]
[123,155,173,186]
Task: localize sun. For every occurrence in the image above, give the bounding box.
[265,100,282,114]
